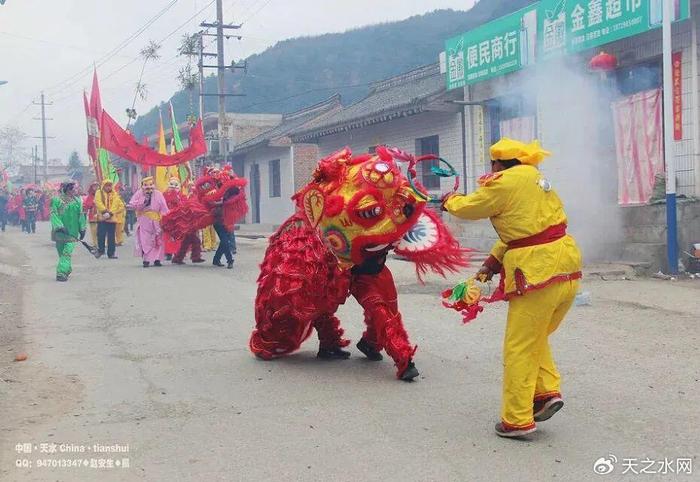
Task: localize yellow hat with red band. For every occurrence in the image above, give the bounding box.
[490,138,551,166]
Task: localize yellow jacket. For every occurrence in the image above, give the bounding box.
[444,165,582,297]
[94,182,125,224]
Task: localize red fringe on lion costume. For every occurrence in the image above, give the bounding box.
[249,147,470,380]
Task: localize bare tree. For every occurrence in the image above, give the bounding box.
[125,40,162,129]
[0,125,28,168]
[178,33,201,121]
[178,33,199,58]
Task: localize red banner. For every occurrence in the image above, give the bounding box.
[100,111,207,167]
[673,51,683,141]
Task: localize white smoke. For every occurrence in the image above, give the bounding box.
[528,57,624,262]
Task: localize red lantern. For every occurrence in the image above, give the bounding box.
[589,51,618,72]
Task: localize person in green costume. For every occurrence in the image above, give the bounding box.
[50,181,87,282]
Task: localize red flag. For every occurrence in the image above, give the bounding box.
[101,111,207,167]
[90,69,103,132]
[84,90,102,181]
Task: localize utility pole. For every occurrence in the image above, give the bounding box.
[198,32,205,120]
[33,145,38,184]
[662,0,678,273]
[215,0,226,160]
[32,91,54,184]
[200,0,246,163]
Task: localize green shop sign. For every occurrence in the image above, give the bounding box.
[445,0,690,90]
[446,5,538,90]
[539,0,689,58]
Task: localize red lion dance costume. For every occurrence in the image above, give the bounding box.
[249,147,470,381]
[161,166,248,251]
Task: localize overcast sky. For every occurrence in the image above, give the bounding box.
[0,0,475,163]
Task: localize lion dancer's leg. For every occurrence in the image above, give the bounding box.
[314,314,351,359]
[173,232,205,264]
[351,266,419,381]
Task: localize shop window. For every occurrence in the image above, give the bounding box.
[616,61,662,97]
[416,135,440,190]
[486,94,537,145]
[269,159,281,198]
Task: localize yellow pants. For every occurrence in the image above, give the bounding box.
[89,223,98,246]
[116,222,125,245]
[501,280,579,429]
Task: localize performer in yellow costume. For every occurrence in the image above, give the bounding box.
[115,185,126,246]
[442,138,582,438]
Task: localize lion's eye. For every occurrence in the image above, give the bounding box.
[356,205,382,219]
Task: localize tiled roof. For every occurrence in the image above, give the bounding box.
[290,63,448,141]
[232,94,342,153]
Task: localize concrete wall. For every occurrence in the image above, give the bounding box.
[622,200,700,272]
[240,145,294,226]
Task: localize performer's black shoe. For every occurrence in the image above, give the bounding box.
[108,256,118,259]
[172,259,185,265]
[227,260,234,269]
[56,274,68,282]
[143,261,150,268]
[213,261,225,267]
[154,260,162,267]
[96,251,104,259]
[400,361,419,382]
[356,338,383,361]
[165,254,172,261]
[192,258,205,263]
[317,347,351,360]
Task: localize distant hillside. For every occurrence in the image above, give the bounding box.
[133,0,536,137]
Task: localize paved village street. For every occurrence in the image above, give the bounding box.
[1,223,699,481]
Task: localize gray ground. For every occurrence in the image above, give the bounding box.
[0,223,698,482]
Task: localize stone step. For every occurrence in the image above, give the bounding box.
[619,242,667,273]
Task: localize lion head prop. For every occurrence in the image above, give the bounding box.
[294,147,470,278]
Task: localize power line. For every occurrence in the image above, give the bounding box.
[44,0,181,95]
[240,0,274,24]
[0,31,138,58]
[237,82,372,111]
[50,0,216,107]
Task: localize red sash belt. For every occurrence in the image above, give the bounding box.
[507,223,567,249]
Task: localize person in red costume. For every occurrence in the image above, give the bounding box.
[162,177,184,261]
[171,185,206,266]
[161,165,248,268]
[249,147,470,381]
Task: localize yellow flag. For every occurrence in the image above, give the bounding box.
[155,113,169,192]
